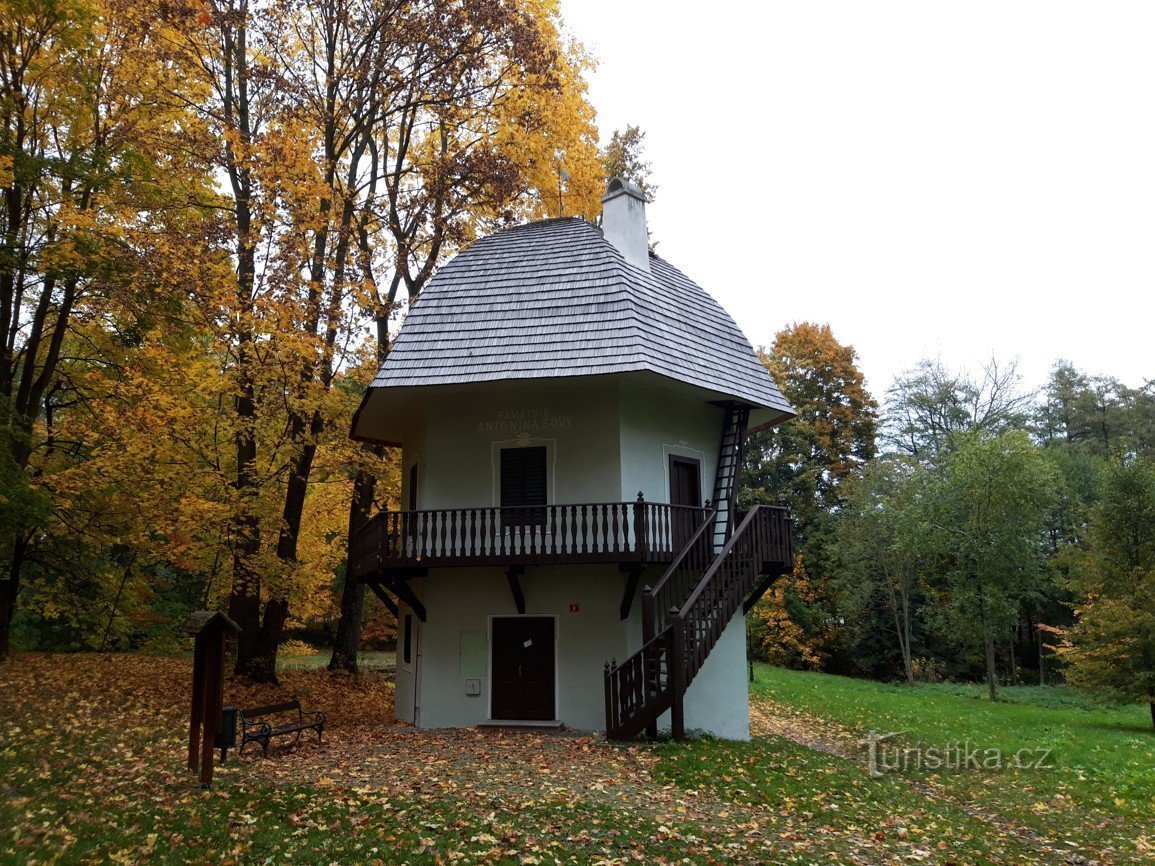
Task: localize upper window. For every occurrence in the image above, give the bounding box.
[500,446,547,527]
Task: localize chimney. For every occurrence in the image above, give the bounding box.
[600,178,650,272]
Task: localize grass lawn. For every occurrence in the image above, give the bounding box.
[0,653,1149,864]
[278,650,395,671]
[751,664,1155,863]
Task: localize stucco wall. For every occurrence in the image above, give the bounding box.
[397,379,621,511]
[408,566,632,731]
[381,372,752,740]
[618,377,725,505]
[654,610,751,741]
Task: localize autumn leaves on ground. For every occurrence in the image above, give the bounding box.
[2,655,1151,865]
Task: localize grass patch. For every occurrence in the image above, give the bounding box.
[277,650,395,671]
[750,663,1155,862]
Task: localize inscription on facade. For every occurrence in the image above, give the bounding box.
[477,408,573,434]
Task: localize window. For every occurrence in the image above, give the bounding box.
[500,446,547,527]
[402,614,413,665]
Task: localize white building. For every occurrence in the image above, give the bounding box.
[350,179,794,740]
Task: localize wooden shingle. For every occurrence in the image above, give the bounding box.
[363,217,793,416]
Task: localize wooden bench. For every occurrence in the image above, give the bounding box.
[239,698,325,757]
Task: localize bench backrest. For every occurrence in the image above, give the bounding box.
[243,698,300,718]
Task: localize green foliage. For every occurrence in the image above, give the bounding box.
[743,323,878,668]
[1058,456,1155,724]
[1036,360,1155,454]
[0,400,51,548]
[916,431,1062,697]
[829,455,928,681]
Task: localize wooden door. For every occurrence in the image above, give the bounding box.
[668,455,702,549]
[491,617,556,721]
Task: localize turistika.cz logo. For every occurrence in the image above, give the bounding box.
[858,730,1055,776]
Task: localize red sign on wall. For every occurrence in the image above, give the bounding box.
[568,603,581,613]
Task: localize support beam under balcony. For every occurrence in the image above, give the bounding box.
[365,581,398,617]
[506,566,526,614]
[619,564,643,620]
[389,578,427,623]
[743,566,790,614]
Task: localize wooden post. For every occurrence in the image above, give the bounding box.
[669,609,685,742]
[604,660,614,737]
[181,611,241,788]
[634,491,647,559]
[199,630,227,786]
[188,634,206,771]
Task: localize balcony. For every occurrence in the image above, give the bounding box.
[350,500,713,579]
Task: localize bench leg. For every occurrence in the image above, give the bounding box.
[262,738,269,758]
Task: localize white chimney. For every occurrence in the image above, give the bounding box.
[600,178,650,272]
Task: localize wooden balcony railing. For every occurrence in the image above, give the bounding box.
[350,498,711,577]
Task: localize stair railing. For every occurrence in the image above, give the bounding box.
[641,505,717,644]
[677,506,773,685]
[606,503,793,741]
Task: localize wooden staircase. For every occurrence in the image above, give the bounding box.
[603,504,792,741]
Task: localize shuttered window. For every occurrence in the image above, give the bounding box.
[501,446,547,527]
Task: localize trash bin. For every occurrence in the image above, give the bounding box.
[216,707,239,760]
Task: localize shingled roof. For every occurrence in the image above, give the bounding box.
[361,217,794,421]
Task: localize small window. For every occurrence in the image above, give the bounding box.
[403,614,413,665]
[501,446,547,527]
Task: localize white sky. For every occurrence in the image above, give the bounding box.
[558,0,1155,400]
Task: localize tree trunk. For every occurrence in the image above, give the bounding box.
[984,632,998,702]
[1009,637,1018,687]
[228,334,262,675]
[329,305,393,671]
[329,463,376,672]
[99,554,135,651]
[890,586,915,686]
[249,424,322,682]
[0,535,26,660]
[250,597,289,684]
[900,586,914,686]
[1038,626,1046,687]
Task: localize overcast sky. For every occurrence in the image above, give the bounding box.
[558,0,1154,400]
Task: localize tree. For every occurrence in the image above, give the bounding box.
[1056,456,1155,729]
[327,0,603,672]
[1036,360,1155,456]
[600,125,655,200]
[742,322,878,667]
[743,322,878,544]
[884,357,1034,462]
[746,557,829,671]
[831,456,927,684]
[919,431,1060,701]
[0,0,215,658]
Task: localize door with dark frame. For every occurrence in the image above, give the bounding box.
[491,616,556,721]
[668,455,703,550]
